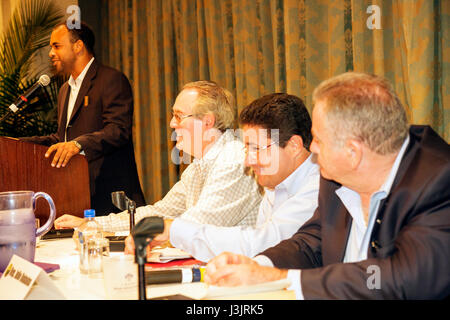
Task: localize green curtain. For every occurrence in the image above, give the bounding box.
[101,0,449,204]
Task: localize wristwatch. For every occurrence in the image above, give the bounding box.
[72,140,82,151]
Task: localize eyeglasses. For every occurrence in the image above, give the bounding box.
[171,111,194,124]
[245,141,277,155]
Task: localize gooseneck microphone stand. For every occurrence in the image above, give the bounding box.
[128,200,136,229]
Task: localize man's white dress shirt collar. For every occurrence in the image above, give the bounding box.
[337,134,410,263]
[66,57,95,133]
[264,154,315,212]
[68,57,95,90]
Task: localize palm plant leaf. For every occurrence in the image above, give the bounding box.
[0,0,63,137]
[0,0,62,77]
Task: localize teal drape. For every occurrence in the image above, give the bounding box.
[101,0,449,203]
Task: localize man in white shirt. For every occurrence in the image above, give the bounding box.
[205,72,450,300]
[125,93,320,262]
[55,81,262,231]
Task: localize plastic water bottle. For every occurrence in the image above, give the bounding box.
[74,209,103,274]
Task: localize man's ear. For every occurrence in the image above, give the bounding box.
[287,135,304,157]
[346,138,363,169]
[73,39,84,55]
[203,113,215,130]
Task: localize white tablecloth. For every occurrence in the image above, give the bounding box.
[35,238,112,299]
[35,238,294,300]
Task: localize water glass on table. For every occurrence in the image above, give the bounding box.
[84,237,110,278]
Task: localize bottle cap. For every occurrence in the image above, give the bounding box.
[84,209,96,218]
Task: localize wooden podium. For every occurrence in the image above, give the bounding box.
[0,136,90,226]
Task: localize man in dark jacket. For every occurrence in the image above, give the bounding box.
[21,22,145,215]
[205,72,450,300]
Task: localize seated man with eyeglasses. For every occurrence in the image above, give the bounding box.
[55,81,262,232]
[126,93,320,262]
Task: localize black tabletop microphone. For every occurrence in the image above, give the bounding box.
[131,216,164,300]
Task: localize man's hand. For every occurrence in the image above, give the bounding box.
[54,214,85,229]
[45,141,81,168]
[204,252,288,287]
[148,219,173,249]
[123,219,174,255]
[124,234,136,255]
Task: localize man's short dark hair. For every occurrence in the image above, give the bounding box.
[239,93,312,150]
[56,21,95,56]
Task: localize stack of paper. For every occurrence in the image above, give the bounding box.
[148,247,192,263]
[205,279,291,298]
[146,279,292,300]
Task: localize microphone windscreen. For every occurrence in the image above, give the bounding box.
[39,74,51,86]
[111,191,128,210]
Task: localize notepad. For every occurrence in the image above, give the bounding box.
[148,247,192,263]
[146,279,292,300]
[205,279,291,298]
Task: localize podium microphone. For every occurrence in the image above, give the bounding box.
[131,216,164,300]
[0,74,51,124]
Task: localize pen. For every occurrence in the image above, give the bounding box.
[145,267,205,285]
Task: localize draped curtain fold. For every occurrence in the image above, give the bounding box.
[101,0,449,203]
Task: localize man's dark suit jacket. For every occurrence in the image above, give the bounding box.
[261,125,450,299]
[22,59,146,215]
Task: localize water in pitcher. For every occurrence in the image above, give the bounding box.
[0,208,36,272]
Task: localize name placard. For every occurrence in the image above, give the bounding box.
[0,255,65,300]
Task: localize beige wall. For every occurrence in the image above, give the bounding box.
[0,0,78,33]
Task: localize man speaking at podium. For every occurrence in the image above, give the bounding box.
[20,22,145,215]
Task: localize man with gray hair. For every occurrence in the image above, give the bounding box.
[205,72,450,300]
[55,80,262,232]
[131,93,320,262]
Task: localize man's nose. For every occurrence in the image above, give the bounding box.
[169,116,178,128]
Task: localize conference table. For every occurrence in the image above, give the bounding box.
[34,237,295,300]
